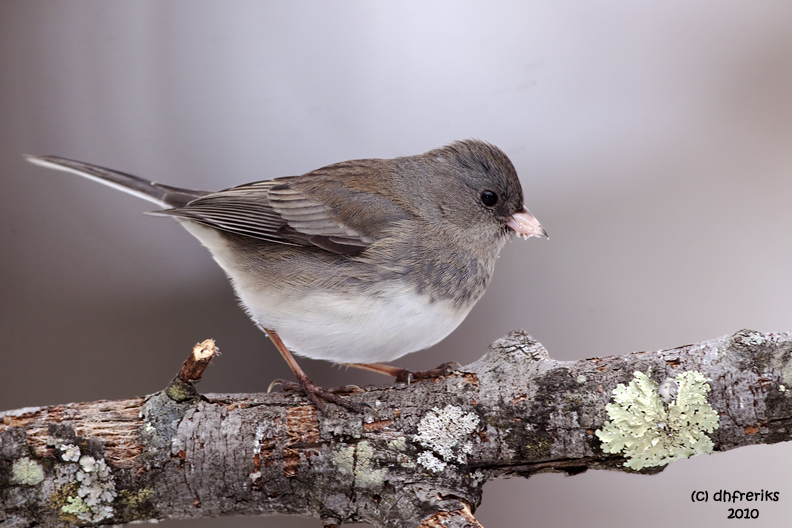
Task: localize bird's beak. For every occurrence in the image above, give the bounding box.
[506,206,548,239]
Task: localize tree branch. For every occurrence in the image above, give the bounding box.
[2,329,791,527]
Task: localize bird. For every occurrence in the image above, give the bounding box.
[25,140,547,410]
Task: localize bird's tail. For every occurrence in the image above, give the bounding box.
[24,154,207,208]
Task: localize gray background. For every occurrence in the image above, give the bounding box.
[2,1,792,526]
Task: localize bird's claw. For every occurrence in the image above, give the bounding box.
[269,377,367,413]
[267,379,287,393]
[394,361,463,384]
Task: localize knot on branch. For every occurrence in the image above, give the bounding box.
[730,329,769,351]
[482,330,551,365]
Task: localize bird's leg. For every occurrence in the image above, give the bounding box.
[262,327,362,412]
[346,362,461,384]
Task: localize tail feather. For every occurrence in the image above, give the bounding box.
[24,154,207,208]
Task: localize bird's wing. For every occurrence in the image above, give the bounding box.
[155,179,376,256]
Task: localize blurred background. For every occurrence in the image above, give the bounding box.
[2,1,792,526]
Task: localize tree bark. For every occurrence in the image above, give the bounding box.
[2,329,791,527]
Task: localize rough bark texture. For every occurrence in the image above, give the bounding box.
[2,329,791,527]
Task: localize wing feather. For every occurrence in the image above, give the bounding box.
[156,179,375,255]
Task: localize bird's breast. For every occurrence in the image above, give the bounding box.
[240,283,473,363]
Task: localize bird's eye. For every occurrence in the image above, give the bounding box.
[480,190,498,207]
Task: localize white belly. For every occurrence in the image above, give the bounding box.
[182,221,470,363]
[237,282,470,363]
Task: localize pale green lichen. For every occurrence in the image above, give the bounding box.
[387,437,407,451]
[354,441,387,488]
[331,444,355,475]
[331,442,387,488]
[596,370,719,470]
[12,457,44,485]
[577,374,587,383]
[414,405,480,473]
[61,495,92,516]
[59,455,116,522]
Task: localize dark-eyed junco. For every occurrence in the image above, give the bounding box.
[26,140,547,410]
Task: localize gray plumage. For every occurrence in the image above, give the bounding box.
[26,140,546,364]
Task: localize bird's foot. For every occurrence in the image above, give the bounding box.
[269,376,366,412]
[346,361,462,383]
[392,361,462,384]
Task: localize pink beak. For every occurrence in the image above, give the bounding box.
[506,206,548,239]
